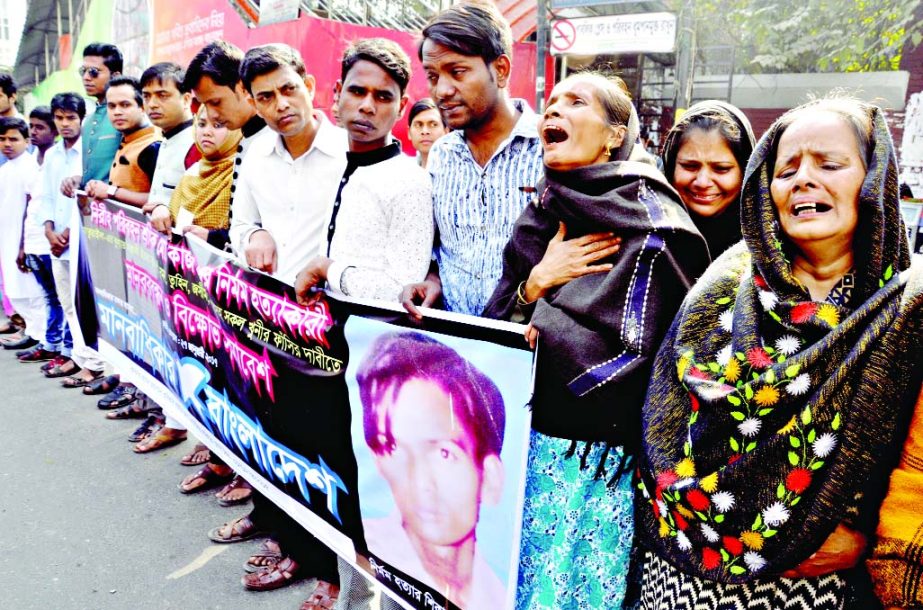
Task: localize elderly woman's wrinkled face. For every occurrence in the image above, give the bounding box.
[770,111,865,251]
[540,78,624,171]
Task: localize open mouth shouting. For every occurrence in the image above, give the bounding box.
[791,201,833,217]
[542,124,569,146]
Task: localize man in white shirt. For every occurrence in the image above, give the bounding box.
[37,93,84,376]
[140,62,197,218]
[230,44,348,285]
[294,38,432,305]
[293,38,433,610]
[132,61,199,454]
[230,43,348,602]
[151,41,271,248]
[0,118,46,352]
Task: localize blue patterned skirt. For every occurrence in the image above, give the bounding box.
[516,430,635,610]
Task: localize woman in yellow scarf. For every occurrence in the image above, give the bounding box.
[149,107,242,245]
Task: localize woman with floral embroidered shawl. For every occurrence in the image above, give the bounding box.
[483,72,710,610]
[636,98,923,609]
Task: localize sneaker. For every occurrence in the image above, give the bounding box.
[41,355,69,373]
[18,347,59,362]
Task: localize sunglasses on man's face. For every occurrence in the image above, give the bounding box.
[79,66,105,78]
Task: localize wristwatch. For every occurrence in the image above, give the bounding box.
[107,184,118,198]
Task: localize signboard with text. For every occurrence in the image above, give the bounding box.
[550,12,677,56]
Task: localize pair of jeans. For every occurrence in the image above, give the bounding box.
[25,254,71,356]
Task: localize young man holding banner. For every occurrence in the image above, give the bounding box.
[400,1,543,319]
[220,43,348,606]
[293,37,433,610]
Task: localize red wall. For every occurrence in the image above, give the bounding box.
[151,0,538,152]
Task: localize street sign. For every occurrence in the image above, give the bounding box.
[551,0,646,8]
[550,19,577,53]
[259,0,300,25]
[549,12,677,56]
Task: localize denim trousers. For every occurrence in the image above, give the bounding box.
[25,253,71,355]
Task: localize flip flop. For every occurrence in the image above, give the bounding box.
[180,443,211,466]
[134,427,185,453]
[216,475,253,507]
[180,464,234,495]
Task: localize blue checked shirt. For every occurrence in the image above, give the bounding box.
[428,99,543,316]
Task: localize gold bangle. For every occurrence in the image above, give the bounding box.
[516,280,535,306]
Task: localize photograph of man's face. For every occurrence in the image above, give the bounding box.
[370,376,504,551]
[345,321,534,610]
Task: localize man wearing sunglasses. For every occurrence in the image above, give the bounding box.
[60,43,123,200]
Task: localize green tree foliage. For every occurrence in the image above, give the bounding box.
[687,0,923,73]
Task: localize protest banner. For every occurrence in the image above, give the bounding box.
[80,199,534,610]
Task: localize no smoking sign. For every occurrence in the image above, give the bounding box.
[550,19,576,53]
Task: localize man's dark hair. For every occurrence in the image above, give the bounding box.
[51,92,87,120]
[106,75,143,107]
[341,38,411,95]
[82,42,123,73]
[0,116,29,139]
[140,62,188,93]
[240,44,307,94]
[0,72,17,97]
[408,98,446,128]
[419,1,513,66]
[184,41,244,91]
[357,332,505,463]
[29,106,55,130]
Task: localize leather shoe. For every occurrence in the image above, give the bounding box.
[242,557,302,591]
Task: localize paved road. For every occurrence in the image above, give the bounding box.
[0,347,325,610]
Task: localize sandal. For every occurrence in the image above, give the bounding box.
[61,370,104,388]
[43,360,81,378]
[128,412,165,442]
[180,464,234,495]
[98,384,139,410]
[300,580,340,610]
[207,514,265,543]
[84,374,121,396]
[106,396,155,419]
[217,475,253,507]
[180,443,211,466]
[243,539,282,573]
[242,556,302,591]
[133,423,183,451]
[0,321,21,334]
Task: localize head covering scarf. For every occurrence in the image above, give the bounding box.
[638,101,923,583]
[661,101,755,259]
[169,111,242,230]
[484,101,711,450]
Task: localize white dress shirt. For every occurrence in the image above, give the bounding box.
[229,113,348,285]
[326,149,433,302]
[36,139,83,260]
[147,120,196,209]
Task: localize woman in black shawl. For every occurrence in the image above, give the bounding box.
[636,97,923,609]
[483,72,710,609]
[661,100,755,259]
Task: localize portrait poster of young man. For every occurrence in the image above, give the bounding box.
[344,319,533,610]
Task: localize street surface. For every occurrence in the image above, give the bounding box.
[0,348,329,609]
